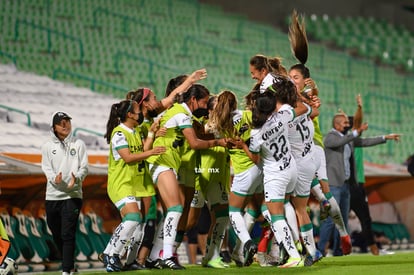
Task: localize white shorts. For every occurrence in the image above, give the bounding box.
[114,196,141,211]
[263,161,297,202]
[230,164,263,196]
[294,153,319,197]
[314,145,327,181]
[148,163,177,184]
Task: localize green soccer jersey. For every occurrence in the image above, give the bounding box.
[229,110,255,175]
[147,103,192,171]
[136,119,156,197]
[198,145,231,195]
[313,116,324,148]
[107,124,145,204]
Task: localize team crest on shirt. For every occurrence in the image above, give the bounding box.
[70,148,76,156]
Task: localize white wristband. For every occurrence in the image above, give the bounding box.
[147,132,155,139]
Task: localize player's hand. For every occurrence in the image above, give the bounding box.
[356,94,363,108]
[151,146,166,155]
[189,68,207,82]
[385,133,401,141]
[67,172,76,189]
[55,172,62,184]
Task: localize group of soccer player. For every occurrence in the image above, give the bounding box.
[98,10,353,271]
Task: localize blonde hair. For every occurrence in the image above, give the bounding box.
[209,90,238,137]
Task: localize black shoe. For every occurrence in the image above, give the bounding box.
[106,254,122,272]
[220,250,232,263]
[122,260,146,271]
[98,253,109,267]
[243,240,257,267]
[161,256,186,270]
[145,258,162,269]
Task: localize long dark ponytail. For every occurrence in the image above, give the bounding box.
[104,100,134,144]
[288,9,310,78]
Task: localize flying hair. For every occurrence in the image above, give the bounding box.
[288,9,308,65]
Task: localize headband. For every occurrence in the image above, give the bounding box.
[137,88,151,106]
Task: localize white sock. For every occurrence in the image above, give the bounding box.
[262,209,271,223]
[229,211,251,246]
[148,219,164,261]
[284,202,300,242]
[311,184,327,202]
[328,197,348,236]
[244,209,257,233]
[300,223,317,257]
[125,223,143,265]
[107,220,138,256]
[269,235,280,259]
[271,217,300,259]
[206,215,229,260]
[162,209,182,259]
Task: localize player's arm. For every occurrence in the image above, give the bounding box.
[353,94,363,130]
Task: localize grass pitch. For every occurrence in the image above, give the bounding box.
[21,251,414,275]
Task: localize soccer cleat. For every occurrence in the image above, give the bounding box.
[340,235,352,255]
[161,256,186,270]
[219,250,232,263]
[106,254,122,272]
[304,250,323,266]
[122,260,146,271]
[98,252,109,267]
[256,252,278,267]
[278,257,304,268]
[243,240,258,267]
[145,258,162,269]
[205,257,228,268]
[231,251,244,267]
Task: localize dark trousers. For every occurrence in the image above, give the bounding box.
[350,183,375,246]
[45,198,82,272]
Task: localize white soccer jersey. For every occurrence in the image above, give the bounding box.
[287,103,315,160]
[249,104,295,175]
[249,104,297,199]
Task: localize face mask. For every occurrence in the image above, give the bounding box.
[342,125,352,135]
[137,112,144,125]
[147,108,159,118]
[193,108,209,118]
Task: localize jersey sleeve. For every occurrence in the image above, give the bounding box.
[166,113,193,129]
[111,131,128,150]
[278,107,295,124]
[248,129,261,153]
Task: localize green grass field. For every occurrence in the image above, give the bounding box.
[21,251,414,275]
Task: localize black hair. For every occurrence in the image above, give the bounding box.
[104,100,135,144]
[178,83,210,104]
[165,74,187,97]
[266,75,299,107]
[252,91,277,128]
[289,9,310,78]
